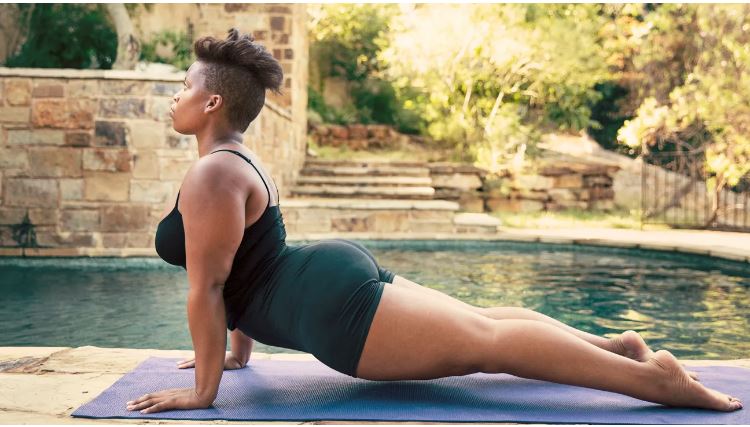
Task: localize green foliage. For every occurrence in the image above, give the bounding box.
[307,85,358,125]
[617,4,750,225]
[307,2,750,199]
[379,4,612,169]
[587,82,631,154]
[515,4,613,130]
[308,4,425,133]
[139,29,194,71]
[310,4,398,82]
[4,4,117,69]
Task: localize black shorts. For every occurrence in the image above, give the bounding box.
[235,238,395,377]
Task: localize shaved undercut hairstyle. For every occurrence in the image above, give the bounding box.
[193,27,284,133]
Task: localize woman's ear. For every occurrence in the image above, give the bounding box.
[206,94,223,113]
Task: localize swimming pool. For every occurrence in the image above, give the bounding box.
[1,240,748,359]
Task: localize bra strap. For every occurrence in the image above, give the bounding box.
[209,149,278,207]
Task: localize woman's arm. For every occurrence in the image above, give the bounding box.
[187,285,227,404]
[230,328,254,366]
[128,159,248,414]
[180,159,249,404]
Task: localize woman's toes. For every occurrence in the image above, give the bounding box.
[645,349,734,411]
[721,394,743,411]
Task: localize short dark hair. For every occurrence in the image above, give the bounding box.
[193,27,284,133]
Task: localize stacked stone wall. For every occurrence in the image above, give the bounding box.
[428,163,487,213]
[0,69,305,253]
[484,161,620,213]
[308,123,432,150]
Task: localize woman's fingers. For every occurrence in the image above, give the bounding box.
[127,392,153,406]
[176,358,195,369]
[129,397,169,413]
[127,390,176,412]
[141,401,167,414]
[126,388,203,414]
[127,388,180,407]
[127,398,155,411]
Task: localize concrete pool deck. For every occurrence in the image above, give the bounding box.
[1,346,749,425]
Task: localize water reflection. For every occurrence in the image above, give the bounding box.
[0,242,748,359]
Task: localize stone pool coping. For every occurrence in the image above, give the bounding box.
[1,346,748,425]
[288,227,750,264]
[1,227,749,264]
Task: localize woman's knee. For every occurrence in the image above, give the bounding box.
[477,318,551,374]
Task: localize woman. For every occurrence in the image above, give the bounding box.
[126,28,742,414]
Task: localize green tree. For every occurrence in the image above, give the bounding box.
[139,30,194,71]
[379,4,612,170]
[617,4,750,227]
[4,3,117,69]
[307,4,422,131]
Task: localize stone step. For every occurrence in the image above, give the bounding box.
[279,197,462,234]
[300,165,431,177]
[303,158,428,168]
[291,185,436,199]
[452,212,502,234]
[282,197,459,210]
[295,175,433,187]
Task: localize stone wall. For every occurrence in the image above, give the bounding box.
[424,160,620,214]
[131,3,306,111]
[428,163,487,213]
[484,161,620,213]
[0,68,306,254]
[0,4,307,113]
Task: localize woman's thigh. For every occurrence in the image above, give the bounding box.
[389,274,486,315]
[355,283,496,381]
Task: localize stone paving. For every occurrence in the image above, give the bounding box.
[0,346,748,425]
[495,227,750,263]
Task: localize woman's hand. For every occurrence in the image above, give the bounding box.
[126,387,209,414]
[177,352,246,370]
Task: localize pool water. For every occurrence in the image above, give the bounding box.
[1,240,748,359]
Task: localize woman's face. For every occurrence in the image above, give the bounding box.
[171,61,218,134]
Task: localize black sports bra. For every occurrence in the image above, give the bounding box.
[154,149,289,330]
[154,149,284,269]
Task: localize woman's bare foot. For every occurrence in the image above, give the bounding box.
[610,330,700,381]
[646,349,742,411]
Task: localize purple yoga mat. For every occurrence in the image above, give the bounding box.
[71,356,748,424]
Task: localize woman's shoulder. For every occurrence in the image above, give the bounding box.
[189,149,260,188]
[177,157,250,211]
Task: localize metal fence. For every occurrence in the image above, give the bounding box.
[641,151,750,232]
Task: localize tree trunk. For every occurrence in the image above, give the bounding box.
[704,174,726,229]
[107,3,140,70]
[0,4,34,64]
